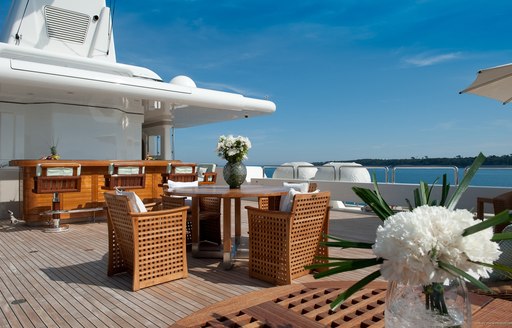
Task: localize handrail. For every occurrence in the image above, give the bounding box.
[255,164,512,187]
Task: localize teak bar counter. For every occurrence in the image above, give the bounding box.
[9,159,182,225]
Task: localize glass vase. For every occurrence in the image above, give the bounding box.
[223,161,247,189]
[385,278,471,328]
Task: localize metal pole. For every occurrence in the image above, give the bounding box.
[171,126,175,160]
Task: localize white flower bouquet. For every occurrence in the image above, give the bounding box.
[308,153,512,312]
[216,135,251,163]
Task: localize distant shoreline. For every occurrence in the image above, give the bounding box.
[313,154,512,167]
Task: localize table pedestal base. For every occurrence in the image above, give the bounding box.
[44,222,70,233]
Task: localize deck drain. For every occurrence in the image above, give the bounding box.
[29,250,38,253]
[11,299,26,305]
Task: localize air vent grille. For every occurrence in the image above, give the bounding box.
[44,6,90,44]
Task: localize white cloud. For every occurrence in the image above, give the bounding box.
[403,52,461,67]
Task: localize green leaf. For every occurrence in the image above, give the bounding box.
[491,231,512,241]
[446,153,485,210]
[439,174,450,207]
[462,210,512,237]
[353,186,394,221]
[413,188,421,208]
[405,198,414,211]
[329,270,382,309]
[438,261,492,293]
[321,234,375,249]
[311,258,383,279]
[321,240,374,249]
[470,260,512,278]
[312,256,377,262]
[419,181,429,206]
[426,177,440,206]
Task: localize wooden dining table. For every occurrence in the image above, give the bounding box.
[169,184,289,268]
[170,280,512,327]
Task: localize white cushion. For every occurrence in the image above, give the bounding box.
[115,189,147,213]
[279,188,300,212]
[279,182,310,212]
[167,180,199,191]
[283,182,309,193]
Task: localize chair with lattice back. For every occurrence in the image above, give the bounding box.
[104,192,188,291]
[246,191,330,285]
[161,162,221,246]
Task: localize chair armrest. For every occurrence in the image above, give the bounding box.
[245,206,292,216]
[477,197,494,219]
[144,201,162,211]
[245,206,292,233]
[131,206,189,217]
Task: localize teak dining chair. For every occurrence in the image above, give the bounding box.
[104,192,188,291]
[246,191,330,285]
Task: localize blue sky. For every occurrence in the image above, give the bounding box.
[2,0,512,165]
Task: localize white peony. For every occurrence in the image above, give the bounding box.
[216,135,251,162]
[373,205,501,285]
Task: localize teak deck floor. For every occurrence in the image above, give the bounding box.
[0,201,382,328]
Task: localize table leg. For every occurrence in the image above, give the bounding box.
[222,197,232,269]
[191,197,200,256]
[234,198,241,246]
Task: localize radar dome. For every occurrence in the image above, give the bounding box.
[170,75,196,88]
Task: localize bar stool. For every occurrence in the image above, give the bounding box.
[32,163,81,232]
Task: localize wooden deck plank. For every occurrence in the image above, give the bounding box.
[0,200,384,327]
[0,241,71,328]
[0,256,38,328]
[33,228,169,328]
[0,278,25,328]
[1,227,123,328]
[0,231,111,327]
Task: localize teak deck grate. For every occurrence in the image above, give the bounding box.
[199,286,386,327]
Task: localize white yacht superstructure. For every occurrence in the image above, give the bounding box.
[0,0,275,161]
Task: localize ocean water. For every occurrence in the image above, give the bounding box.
[262,166,512,187]
[371,167,512,187]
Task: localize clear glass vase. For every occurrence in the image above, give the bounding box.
[385,278,471,327]
[223,161,247,189]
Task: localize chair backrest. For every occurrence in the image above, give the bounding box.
[104,192,135,268]
[288,191,330,275]
[290,191,330,227]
